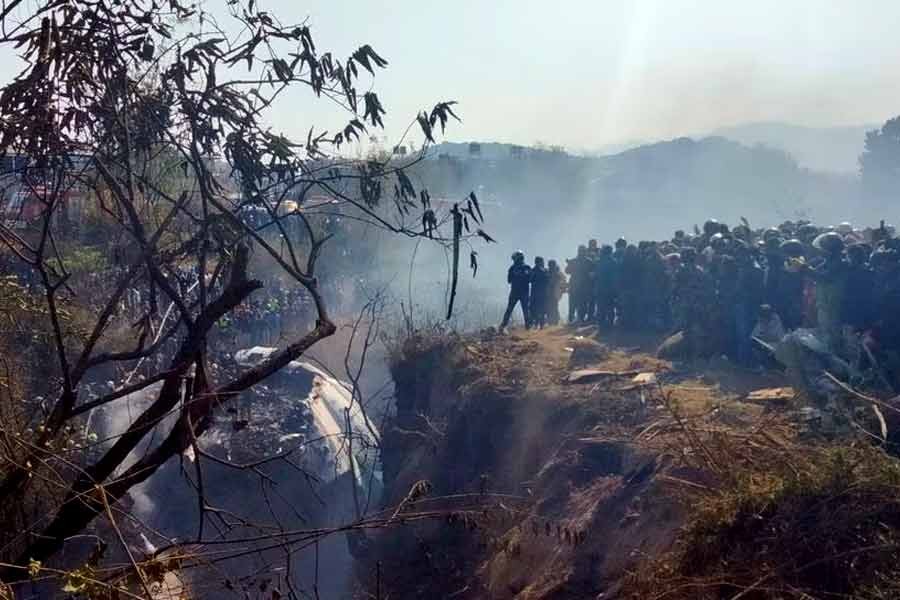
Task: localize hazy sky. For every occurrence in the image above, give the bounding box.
[4,0,900,151]
[265,0,900,152]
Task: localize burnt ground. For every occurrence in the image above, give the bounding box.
[357,324,798,599]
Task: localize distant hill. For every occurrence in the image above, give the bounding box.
[437,121,877,174]
[583,135,859,233]
[711,121,876,174]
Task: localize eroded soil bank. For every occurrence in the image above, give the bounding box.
[354,326,793,599]
[356,323,900,599]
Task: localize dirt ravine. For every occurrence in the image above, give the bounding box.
[356,326,786,599]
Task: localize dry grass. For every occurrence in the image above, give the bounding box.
[625,399,900,600]
[383,324,900,600]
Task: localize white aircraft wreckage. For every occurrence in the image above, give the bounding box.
[232,346,382,493]
[94,346,382,528]
[83,347,380,599]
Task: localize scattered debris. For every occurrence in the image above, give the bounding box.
[746,386,795,404]
[631,372,658,386]
[628,372,659,407]
[566,368,642,384]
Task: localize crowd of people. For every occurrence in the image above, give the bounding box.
[500,219,900,383]
[216,280,314,348]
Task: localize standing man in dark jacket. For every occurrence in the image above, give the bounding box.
[530,256,550,329]
[735,246,765,365]
[565,245,590,323]
[843,244,875,332]
[672,248,714,357]
[500,250,532,332]
[618,245,643,330]
[593,245,617,329]
[775,239,806,331]
[809,232,849,354]
[546,259,567,326]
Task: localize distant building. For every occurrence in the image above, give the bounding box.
[0,155,86,229]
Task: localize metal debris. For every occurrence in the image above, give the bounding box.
[566,369,643,384]
[746,387,796,404]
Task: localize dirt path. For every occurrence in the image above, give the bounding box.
[487,324,792,426]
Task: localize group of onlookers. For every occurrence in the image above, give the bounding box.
[501,219,900,384]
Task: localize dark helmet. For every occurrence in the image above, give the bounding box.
[512,250,525,263]
[848,242,871,254]
[846,244,870,265]
[813,232,844,255]
[615,237,627,249]
[871,248,898,268]
[765,235,783,250]
[798,223,819,240]
[703,219,719,236]
[779,239,805,258]
[600,244,613,256]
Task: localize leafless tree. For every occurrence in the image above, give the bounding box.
[0,0,489,589]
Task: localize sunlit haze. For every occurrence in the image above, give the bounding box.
[264,0,900,151]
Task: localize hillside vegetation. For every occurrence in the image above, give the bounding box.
[359,325,900,599]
